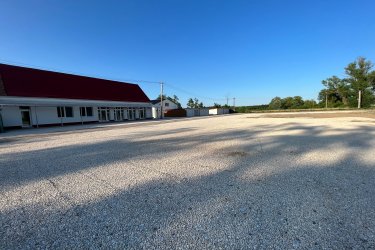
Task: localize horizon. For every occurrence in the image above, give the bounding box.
[1,0,374,106]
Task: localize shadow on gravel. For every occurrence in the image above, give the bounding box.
[1,123,375,248]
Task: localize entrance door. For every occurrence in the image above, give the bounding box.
[98,108,109,122]
[21,110,31,127]
[115,108,123,121]
[128,108,135,120]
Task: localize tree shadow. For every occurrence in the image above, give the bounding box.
[1,123,375,248]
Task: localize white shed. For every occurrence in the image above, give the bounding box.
[209,108,230,115]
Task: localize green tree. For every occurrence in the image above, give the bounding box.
[187,98,204,108]
[303,99,317,109]
[156,94,167,101]
[269,97,282,110]
[170,95,182,108]
[292,96,304,108]
[187,98,195,108]
[213,103,222,108]
[281,97,294,109]
[321,76,350,106]
[345,57,375,108]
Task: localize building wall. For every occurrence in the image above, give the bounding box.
[1,106,22,127]
[186,108,209,117]
[146,108,152,118]
[1,103,152,128]
[153,100,179,110]
[29,106,99,125]
[199,109,210,116]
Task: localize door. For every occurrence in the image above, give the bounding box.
[128,109,135,120]
[21,110,31,127]
[98,108,109,122]
[115,109,123,121]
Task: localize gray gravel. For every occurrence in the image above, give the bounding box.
[1,114,375,249]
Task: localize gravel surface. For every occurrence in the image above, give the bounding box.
[1,113,375,249]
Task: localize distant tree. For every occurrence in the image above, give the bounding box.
[213,103,222,108]
[268,97,282,110]
[303,99,317,109]
[187,98,195,108]
[156,94,167,101]
[281,97,294,109]
[194,98,199,108]
[292,96,304,108]
[345,57,374,108]
[170,95,182,108]
[187,98,204,108]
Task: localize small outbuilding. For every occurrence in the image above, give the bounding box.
[209,108,230,115]
[185,108,209,117]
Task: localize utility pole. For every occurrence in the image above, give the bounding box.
[233,97,236,111]
[160,82,164,119]
[226,96,229,106]
[358,90,362,109]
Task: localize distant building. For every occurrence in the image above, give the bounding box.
[185,108,209,117]
[151,99,179,118]
[0,63,152,129]
[209,108,230,115]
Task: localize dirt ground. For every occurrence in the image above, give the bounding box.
[1,113,375,249]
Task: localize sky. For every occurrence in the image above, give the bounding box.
[1,0,375,107]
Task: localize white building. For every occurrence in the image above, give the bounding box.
[209,108,230,115]
[0,63,152,130]
[151,99,179,118]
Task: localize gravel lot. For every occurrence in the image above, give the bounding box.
[1,113,375,249]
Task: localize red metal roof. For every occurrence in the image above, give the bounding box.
[0,63,150,103]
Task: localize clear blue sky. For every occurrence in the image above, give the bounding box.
[1,0,375,106]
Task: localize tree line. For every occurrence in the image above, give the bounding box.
[264,57,375,111]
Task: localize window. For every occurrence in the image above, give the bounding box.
[79,107,93,117]
[57,106,73,118]
[80,107,86,116]
[57,107,65,118]
[86,107,93,117]
[65,107,73,117]
[165,102,169,107]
